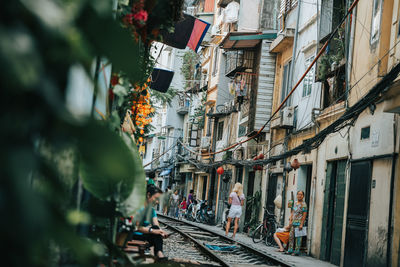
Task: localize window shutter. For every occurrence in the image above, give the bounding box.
[279,0,286,17]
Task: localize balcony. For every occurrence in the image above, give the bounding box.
[270,28,295,53]
[176,99,190,115]
[177,106,189,115]
[225,50,255,77]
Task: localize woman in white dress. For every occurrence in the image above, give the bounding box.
[225,183,245,239]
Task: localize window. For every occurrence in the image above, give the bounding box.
[279,0,297,17]
[361,126,370,140]
[212,47,219,76]
[371,0,382,44]
[217,121,224,141]
[281,60,292,104]
[293,106,298,129]
[189,124,200,147]
[319,0,346,42]
[302,56,315,97]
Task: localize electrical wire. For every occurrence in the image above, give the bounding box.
[200,0,360,157]
[193,61,400,169]
[143,141,178,168]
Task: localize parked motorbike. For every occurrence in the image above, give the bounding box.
[185,199,198,221]
[222,201,232,231]
[195,200,215,225]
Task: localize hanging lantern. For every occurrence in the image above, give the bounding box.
[217,167,224,175]
[291,159,300,170]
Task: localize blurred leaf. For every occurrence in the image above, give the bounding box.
[78,120,144,202]
[77,6,142,82]
[113,84,128,97]
[67,210,91,225]
[0,27,43,89]
[119,133,146,215]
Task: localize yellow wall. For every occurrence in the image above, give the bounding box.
[392,155,400,267]
[349,0,393,106]
[270,44,293,150]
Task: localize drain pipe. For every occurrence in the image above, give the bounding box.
[387,114,398,267]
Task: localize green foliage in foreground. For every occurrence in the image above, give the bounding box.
[0,0,161,265]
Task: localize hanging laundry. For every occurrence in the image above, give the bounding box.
[239,77,247,96]
[229,80,235,95]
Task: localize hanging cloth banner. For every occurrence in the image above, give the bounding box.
[187,18,210,52]
[161,14,196,49]
[161,14,210,52]
[150,68,174,93]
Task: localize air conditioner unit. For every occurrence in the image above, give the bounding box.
[201,136,211,149]
[280,106,294,128]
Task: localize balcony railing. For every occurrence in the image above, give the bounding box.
[225,50,255,77]
[177,99,190,115]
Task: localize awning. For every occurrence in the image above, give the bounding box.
[220,32,278,50]
[159,168,172,176]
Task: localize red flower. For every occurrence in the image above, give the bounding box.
[122,13,134,25]
[110,74,119,86]
[108,88,114,101]
[133,10,148,24]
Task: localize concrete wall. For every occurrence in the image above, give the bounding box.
[290,4,321,130]
[349,104,397,159]
[260,0,279,31]
[238,0,261,32]
[366,158,392,267]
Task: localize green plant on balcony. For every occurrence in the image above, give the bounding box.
[317,27,346,81]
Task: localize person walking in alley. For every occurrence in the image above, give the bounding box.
[287,190,307,256]
[170,190,179,218]
[188,189,194,206]
[179,196,187,219]
[163,186,172,215]
[225,183,245,239]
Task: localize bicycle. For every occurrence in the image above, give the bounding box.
[252,207,277,246]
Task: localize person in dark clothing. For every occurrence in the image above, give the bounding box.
[188,189,194,205]
[131,185,167,260]
[147,171,156,186]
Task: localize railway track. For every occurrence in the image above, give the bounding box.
[158,214,292,267]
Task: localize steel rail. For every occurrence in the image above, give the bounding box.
[158,214,292,267]
[161,220,231,267]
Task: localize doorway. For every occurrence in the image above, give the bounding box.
[297,165,312,210]
[266,174,278,212]
[344,161,372,267]
[236,166,243,183]
[320,160,346,265]
[245,171,255,223]
[202,176,208,200]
